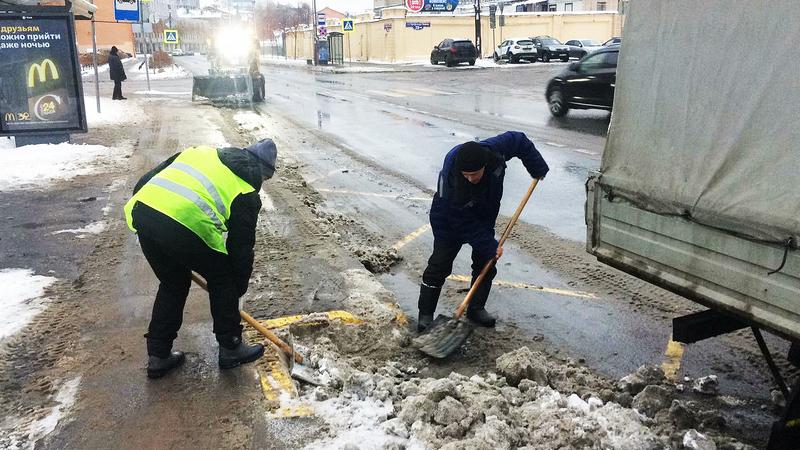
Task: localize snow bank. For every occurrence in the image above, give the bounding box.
[0,142,116,191]
[84,96,145,127]
[0,268,57,341]
[129,61,189,80]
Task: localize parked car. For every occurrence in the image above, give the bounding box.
[171,48,185,56]
[493,38,537,63]
[603,36,622,46]
[564,39,603,59]
[530,36,570,62]
[430,39,478,67]
[544,46,619,117]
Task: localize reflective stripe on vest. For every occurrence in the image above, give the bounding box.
[124,146,256,254]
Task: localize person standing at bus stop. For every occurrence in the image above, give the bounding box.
[108,46,127,100]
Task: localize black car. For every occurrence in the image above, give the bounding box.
[603,36,622,46]
[530,36,570,62]
[545,46,619,117]
[430,39,478,67]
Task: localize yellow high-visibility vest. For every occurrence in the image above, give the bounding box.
[124,146,256,254]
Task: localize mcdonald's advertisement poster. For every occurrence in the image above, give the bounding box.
[0,15,86,134]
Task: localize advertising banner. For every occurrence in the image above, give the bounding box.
[0,14,87,135]
[422,0,458,12]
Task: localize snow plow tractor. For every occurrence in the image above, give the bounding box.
[192,27,265,105]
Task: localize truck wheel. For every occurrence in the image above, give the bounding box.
[445,55,454,67]
[493,52,499,62]
[430,56,438,65]
[560,56,569,62]
[542,52,551,62]
[548,89,568,117]
[469,59,476,66]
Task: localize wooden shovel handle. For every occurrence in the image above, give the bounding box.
[190,272,303,364]
[454,178,540,319]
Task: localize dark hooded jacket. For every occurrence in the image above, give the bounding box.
[130,148,263,296]
[108,48,126,82]
[429,131,549,259]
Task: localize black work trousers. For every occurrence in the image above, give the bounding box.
[138,234,242,357]
[112,80,123,99]
[421,238,497,311]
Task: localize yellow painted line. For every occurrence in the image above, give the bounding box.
[262,310,363,329]
[391,223,431,250]
[272,404,315,418]
[317,188,430,202]
[661,336,685,382]
[447,275,598,299]
[385,302,409,326]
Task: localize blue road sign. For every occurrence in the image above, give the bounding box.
[405,22,431,30]
[114,0,140,22]
[343,19,355,33]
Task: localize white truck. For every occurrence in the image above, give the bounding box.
[585,0,799,447]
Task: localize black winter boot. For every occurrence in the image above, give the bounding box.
[218,335,264,369]
[147,351,186,379]
[466,275,496,327]
[417,284,442,332]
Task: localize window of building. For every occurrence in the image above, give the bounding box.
[597,1,607,10]
[565,3,573,11]
[548,4,557,11]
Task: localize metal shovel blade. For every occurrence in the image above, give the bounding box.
[412,315,475,359]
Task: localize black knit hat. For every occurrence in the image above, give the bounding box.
[455,141,488,172]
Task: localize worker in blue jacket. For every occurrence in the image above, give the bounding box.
[418,131,549,331]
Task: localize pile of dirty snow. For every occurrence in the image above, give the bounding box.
[279,342,755,450]
[0,140,119,191]
[0,268,57,341]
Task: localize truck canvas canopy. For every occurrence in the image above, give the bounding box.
[601,0,799,246]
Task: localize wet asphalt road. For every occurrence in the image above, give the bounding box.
[179,55,608,242]
[172,56,783,439]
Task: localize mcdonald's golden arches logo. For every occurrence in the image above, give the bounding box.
[27,59,59,88]
[4,112,15,122]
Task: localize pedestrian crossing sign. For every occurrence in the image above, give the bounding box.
[163,29,179,44]
[343,19,355,33]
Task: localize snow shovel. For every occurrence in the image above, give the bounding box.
[190,272,325,385]
[413,178,540,359]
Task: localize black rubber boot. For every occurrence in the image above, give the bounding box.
[218,335,265,369]
[147,351,186,379]
[466,275,496,327]
[417,284,442,332]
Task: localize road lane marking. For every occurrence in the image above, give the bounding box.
[573,148,598,156]
[391,223,432,250]
[661,335,686,382]
[317,188,430,202]
[262,310,363,329]
[447,275,598,299]
[545,142,566,148]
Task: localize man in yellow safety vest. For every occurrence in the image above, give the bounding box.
[124,139,277,379]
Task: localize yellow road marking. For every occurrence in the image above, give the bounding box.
[317,188,430,202]
[262,310,363,329]
[661,336,685,382]
[272,404,315,418]
[391,223,431,250]
[447,275,598,299]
